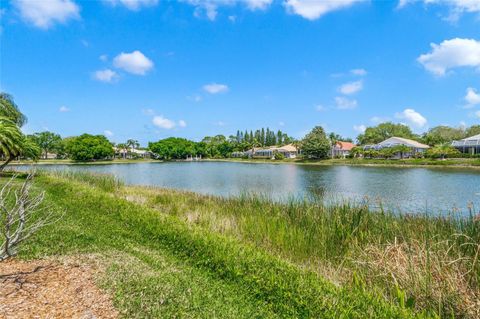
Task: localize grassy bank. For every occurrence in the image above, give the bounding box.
[5,171,479,317]
[13,156,480,169]
[12,158,158,165]
[208,157,480,168]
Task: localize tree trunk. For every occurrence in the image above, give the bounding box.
[0,156,13,172]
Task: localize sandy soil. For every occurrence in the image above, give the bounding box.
[0,258,118,319]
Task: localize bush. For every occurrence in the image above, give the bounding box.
[274,152,285,160]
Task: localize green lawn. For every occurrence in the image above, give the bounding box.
[6,171,478,317]
[208,157,480,168]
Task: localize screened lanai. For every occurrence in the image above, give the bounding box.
[452,134,480,155]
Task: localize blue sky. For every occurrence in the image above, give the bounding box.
[1,0,480,145]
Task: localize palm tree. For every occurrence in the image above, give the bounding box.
[328,133,339,158]
[249,139,261,158]
[0,121,40,171]
[0,117,23,162]
[393,145,411,159]
[0,93,27,127]
[117,143,128,159]
[126,139,139,150]
[429,143,460,160]
[0,94,39,171]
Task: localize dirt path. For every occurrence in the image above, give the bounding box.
[0,258,118,319]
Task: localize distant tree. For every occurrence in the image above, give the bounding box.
[357,122,416,145]
[422,126,465,146]
[465,125,480,137]
[149,137,196,160]
[277,130,283,145]
[117,143,128,159]
[126,139,140,150]
[282,134,293,145]
[30,131,62,159]
[426,144,460,159]
[65,134,114,161]
[390,145,411,159]
[349,146,364,158]
[300,126,331,159]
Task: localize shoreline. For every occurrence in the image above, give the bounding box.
[9,157,480,169]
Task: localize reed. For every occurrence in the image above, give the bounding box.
[122,186,480,317]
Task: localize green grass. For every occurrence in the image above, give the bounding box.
[5,171,479,317]
[122,186,480,317]
[208,157,480,168]
[3,172,425,318]
[12,158,158,165]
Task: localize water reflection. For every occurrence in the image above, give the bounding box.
[12,162,480,215]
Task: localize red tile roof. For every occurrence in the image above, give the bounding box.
[336,141,356,151]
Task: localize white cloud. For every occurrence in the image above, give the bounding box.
[99,54,108,62]
[104,0,158,10]
[339,80,363,95]
[350,68,367,76]
[245,0,272,10]
[113,50,154,75]
[203,83,229,94]
[94,69,119,83]
[59,106,70,112]
[184,0,272,20]
[316,104,327,112]
[185,0,230,20]
[13,0,80,29]
[475,110,480,118]
[464,87,480,108]
[335,97,358,110]
[417,38,480,76]
[152,116,176,129]
[104,130,114,137]
[178,120,187,128]
[395,108,427,128]
[353,124,366,133]
[398,0,480,21]
[397,0,409,8]
[284,0,366,20]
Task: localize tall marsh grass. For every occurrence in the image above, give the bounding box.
[122,186,480,317]
[45,170,123,192]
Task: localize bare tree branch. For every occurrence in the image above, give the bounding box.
[0,172,61,261]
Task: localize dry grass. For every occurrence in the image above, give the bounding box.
[355,238,480,317]
[117,185,480,317]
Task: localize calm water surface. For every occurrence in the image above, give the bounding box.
[15,162,480,214]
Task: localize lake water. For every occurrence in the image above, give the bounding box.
[13,162,480,214]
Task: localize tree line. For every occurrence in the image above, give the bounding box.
[2,93,479,166]
[357,122,480,146]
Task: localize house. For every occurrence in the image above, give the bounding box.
[239,144,299,159]
[331,141,355,158]
[452,134,480,155]
[114,147,150,159]
[364,137,429,158]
